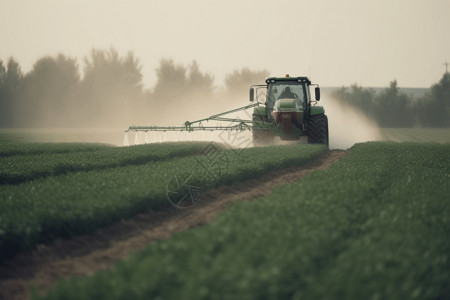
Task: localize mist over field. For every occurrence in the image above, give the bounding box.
[0,49,449,148]
[323,97,383,149]
[0,0,448,149]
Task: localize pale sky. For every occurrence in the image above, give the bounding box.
[1,0,449,88]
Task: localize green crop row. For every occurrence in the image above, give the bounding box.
[0,142,113,157]
[0,142,219,185]
[37,142,450,300]
[0,143,326,263]
[381,128,450,143]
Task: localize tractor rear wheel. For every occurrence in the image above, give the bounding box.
[308,114,329,147]
[252,115,273,146]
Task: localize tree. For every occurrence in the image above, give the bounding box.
[0,58,23,127]
[375,80,414,127]
[17,54,79,126]
[186,61,214,98]
[331,84,377,121]
[225,68,269,97]
[148,59,215,123]
[83,48,142,95]
[151,59,188,102]
[0,61,7,126]
[330,81,417,127]
[418,72,450,127]
[80,48,144,126]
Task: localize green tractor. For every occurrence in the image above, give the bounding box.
[250,75,329,147]
[126,75,328,148]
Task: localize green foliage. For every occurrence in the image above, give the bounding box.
[146,58,216,124]
[380,128,450,143]
[332,84,377,111]
[152,58,188,101]
[0,60,8,127]
[151,59,214,103]
[16,54,80,127]
[37,143,450,300]
[332,73,450,128]
[0,142,112,157]
[187,61,215,97]
[0,142,212,184]
[332,80,415,127]
[376,80,415,127]
[82,48,143,101]
[0,48,146,128]
[0,51,270,128]
[418,72,450,127]
[4,58,23,91]
[0,58,23,127]
[225,67,270,97]
[0,143,325,263]
[80,48,144,127]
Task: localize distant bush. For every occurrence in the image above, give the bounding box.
[332,73,450,128]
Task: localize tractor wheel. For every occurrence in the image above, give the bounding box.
[252,115,273,146]
[308,114,329,147]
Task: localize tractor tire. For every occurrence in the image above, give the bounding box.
[308,114,329,147]
[252,115,273,146]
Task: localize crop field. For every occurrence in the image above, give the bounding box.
[32,142,450,300]
[0,128,123,146]
[381,128,450,143]
[0,142,219,184]
[0,142,111,157]
[0,133,449,300]
[0,141,325,263]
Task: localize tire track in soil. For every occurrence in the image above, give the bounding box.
[0,149,348,300]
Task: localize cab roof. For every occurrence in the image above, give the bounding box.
[265,76,311,85]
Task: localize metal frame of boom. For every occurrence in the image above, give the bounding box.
[126,103,265,133]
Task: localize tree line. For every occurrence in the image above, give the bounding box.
[0,48,268,128]
[2,48,448,129]
[330,73,450,127]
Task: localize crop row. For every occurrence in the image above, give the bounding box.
[37,142,450,300]
[0,143,326,263]
[381,128,450,143]
[0,142,219,185]
[0,142,112,157]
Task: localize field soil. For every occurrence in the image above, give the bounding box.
[0,149,347,300]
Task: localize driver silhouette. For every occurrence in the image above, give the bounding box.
[279,87,297,99]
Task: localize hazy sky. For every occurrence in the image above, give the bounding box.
[1,0,449,88]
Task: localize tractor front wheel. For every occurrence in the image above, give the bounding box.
[308,114,329,147]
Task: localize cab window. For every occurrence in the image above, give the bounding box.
[267,81,305,107]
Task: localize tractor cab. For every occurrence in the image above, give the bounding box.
[266,79,307,121]
[265,76,315,104]
[250,76,318,122]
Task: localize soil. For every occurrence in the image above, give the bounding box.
[0,149,347,300]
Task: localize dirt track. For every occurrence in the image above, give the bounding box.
[0,149,347,300]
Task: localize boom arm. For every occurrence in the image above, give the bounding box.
[126,103,261,133]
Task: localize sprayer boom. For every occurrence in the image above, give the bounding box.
[126,103,260,133]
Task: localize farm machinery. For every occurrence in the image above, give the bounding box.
[126,75,329,147]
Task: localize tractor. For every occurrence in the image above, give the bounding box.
[126,75,329,148]
[250,75,329,147]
